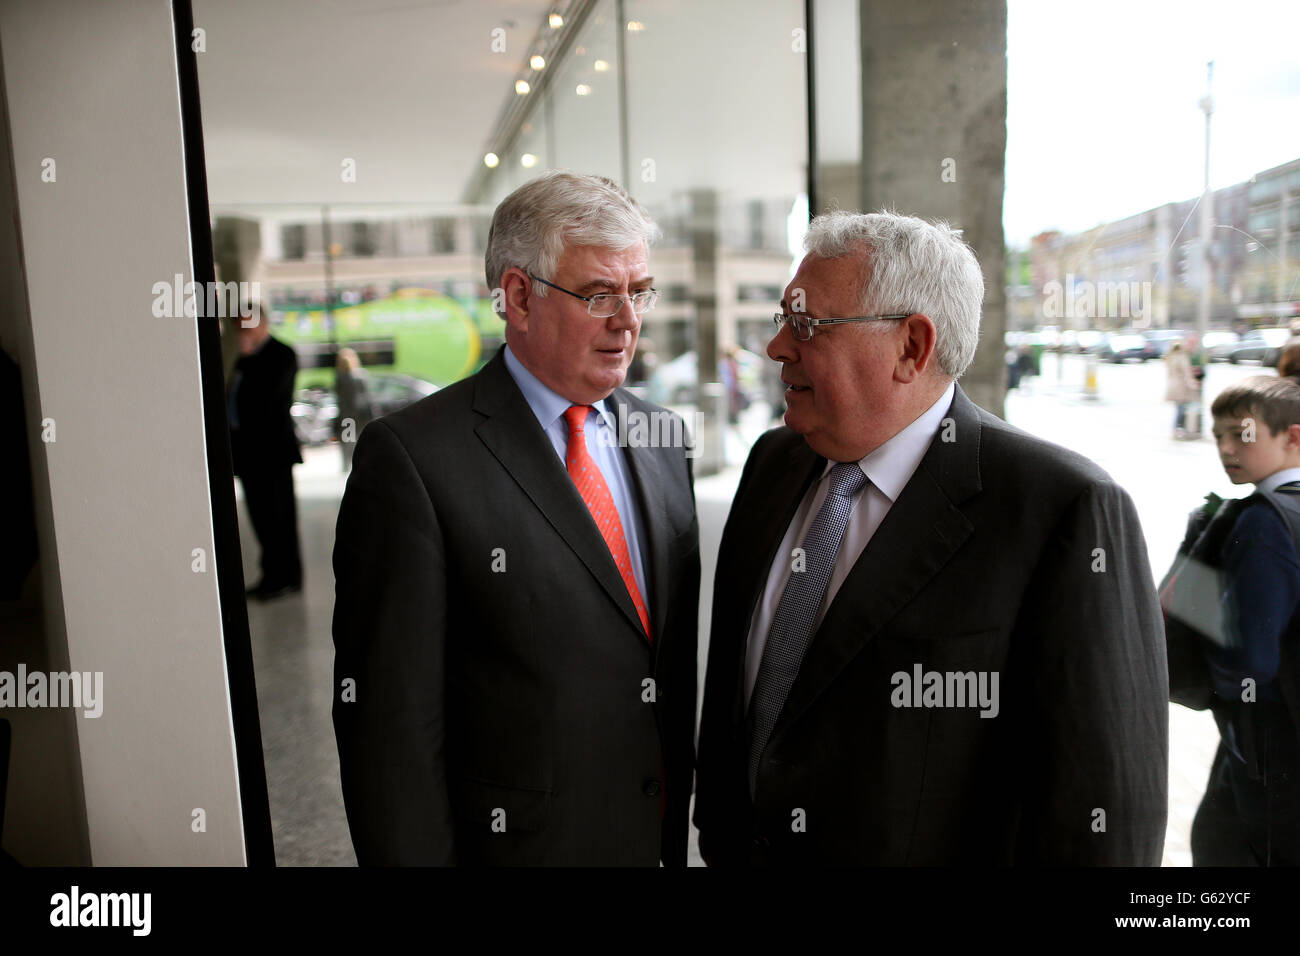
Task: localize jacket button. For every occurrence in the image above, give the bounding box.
[642,778,662,797]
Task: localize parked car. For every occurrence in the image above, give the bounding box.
[1097,332,1157,363]
[1142,328,1188,358]
[1227,327,1290,365]
[1028,326,1062,351]
[365,372,439,416]
[647,348,765,406]
[1202,330,1240,363]
[291,387,338,446]
[1075,329,1106,353]
[290,372,438,446]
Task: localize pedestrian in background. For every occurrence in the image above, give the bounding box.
[1169,376,1300,866]
[1015,344,1037,394]
[335,346,376,473]
[1006,344,1022,391]
[1165,341,1200,440]
[227,303,304,600]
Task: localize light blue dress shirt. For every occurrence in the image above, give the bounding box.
[503,345,651,606]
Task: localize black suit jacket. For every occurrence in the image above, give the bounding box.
[228,335,302,476]
[695,386,1168,865]
[332,349,700,865]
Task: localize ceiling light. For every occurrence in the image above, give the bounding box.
[575,84,591,96]
[515,80,531,95]
[626,21,645,32]
[521,153,538,168]
[593,59,610,72]
[484,152,500,168]
[549,13,563,28]
[530,55,546,70]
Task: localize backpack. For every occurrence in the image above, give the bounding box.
[1160,493,1245,711]
[1160,482,1300,731]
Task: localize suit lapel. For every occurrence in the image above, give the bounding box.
[727,435,825,722]
[774,387,985,731]
[472,352,647,642]
[614,399,673,647]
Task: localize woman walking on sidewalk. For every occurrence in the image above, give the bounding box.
[1165,341,1201,439]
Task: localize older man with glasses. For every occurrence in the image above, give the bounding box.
[695,210,1169,866]
[332,171,700,866]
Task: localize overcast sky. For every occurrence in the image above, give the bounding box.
[1004,0,1300,246]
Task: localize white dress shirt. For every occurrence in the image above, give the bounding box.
[743,382,956,706]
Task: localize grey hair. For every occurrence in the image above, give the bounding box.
[484,170,661,295]
[803,211,983,379]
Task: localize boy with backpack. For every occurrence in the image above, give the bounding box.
[1163,375,1300,865]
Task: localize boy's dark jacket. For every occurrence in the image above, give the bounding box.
[1161,484,1300,773]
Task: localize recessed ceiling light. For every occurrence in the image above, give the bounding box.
[521,153,538,168]
[626,20,645,32]
[593,59,610,72]
[575,84,591,96]
[484,153,500,168]
[515,80,531,95]
[530,55,546,70]
[549,13,563,28]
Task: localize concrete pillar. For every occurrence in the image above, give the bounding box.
[689,188,724,476]
[854,0,1008,416]
[0,67,90,865]
[0,0,248,864]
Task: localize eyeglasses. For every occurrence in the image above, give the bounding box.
[772,311,911,342]
[529,274,660,318]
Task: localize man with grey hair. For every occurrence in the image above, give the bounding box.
[332,171,700,865]
[695,210,1168,865]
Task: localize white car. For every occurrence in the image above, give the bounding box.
[1202,330,1239,362]
[1228,328,1291,365]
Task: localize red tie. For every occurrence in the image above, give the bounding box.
[563,405,652,640]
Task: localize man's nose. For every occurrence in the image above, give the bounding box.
[607,298,639,330]
[768,321,796,363]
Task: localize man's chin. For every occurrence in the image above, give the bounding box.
[576,370,625,403]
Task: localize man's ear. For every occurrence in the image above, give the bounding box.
[500,267,532,333]
[894,313,938,384]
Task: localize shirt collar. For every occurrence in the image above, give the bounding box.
[503,344,616,432]
[1258,466,1300,495]
[822,381,956,503]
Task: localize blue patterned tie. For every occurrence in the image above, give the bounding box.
[748,461,869,794]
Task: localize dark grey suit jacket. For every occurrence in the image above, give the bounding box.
[228,335,302,476]
[333,349,700,865]
[695,386,1168,865]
